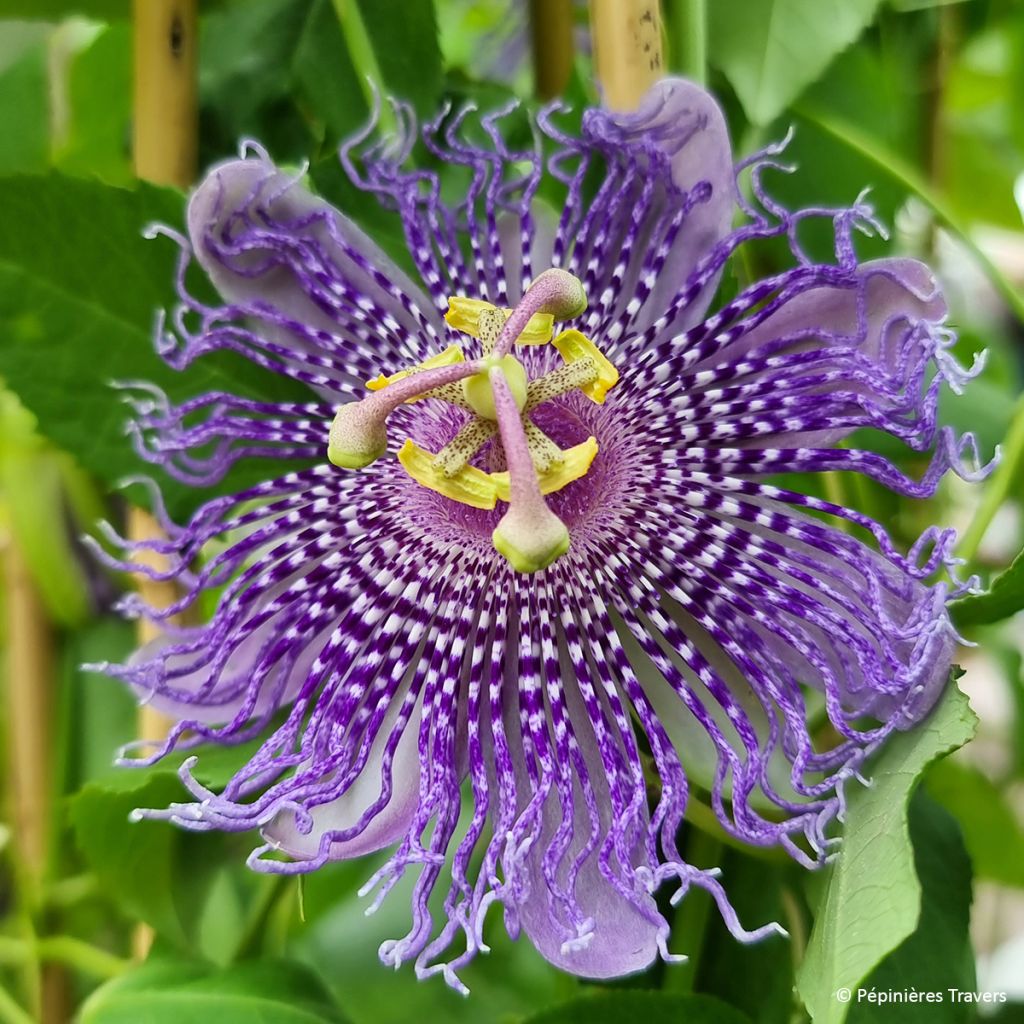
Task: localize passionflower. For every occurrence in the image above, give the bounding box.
[95,79,987,989]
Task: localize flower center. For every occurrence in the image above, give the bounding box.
[327,270,619,573]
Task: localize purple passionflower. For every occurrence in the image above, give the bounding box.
[96,80,987,988]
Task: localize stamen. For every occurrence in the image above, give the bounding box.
[522,421,565,473]
[446,297,554,348]
[398,440,499,509]
[397,440,500,509]
[525,361,599,411]
[492,438,599,501]
[328,360,480,469]
[325,274,612,575]
[489,368,570,573]
[492,269,588,357]
[436,418,498,476]
[365,344,464,398]
[420,382,473,409]
[552,330,620,403]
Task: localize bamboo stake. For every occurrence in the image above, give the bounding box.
[3,542,53,886]
[133,0,198,189]
[2,538,71,1024]
[588,0,664,110]
[528,0,575,100]
[130,0,198,753]
[131,0,199,959]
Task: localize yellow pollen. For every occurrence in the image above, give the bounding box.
[398,439,499,509]
[551,330,620,404]
[492,437,600,502]
[365,344,464,399]
[445,296,554,345]
[397,436,600,510]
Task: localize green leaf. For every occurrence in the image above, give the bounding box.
[951,548,1024,627]
[0,172,312,520]
[708,0,882,126]
[742,41,921,267]
[0,390,95,625]
[294,0,444,146]
[65,619,138,787]
[53,22,133,184]
[350,0,442,116]
[0,28,49,174]
[796,682,977,1024]
[523,992,753,1024]
[290,851,575,1023]
[293,0,370,145]
[0,1,128,19]
[796,105,1024,325]
[200,0,320,164]
[846,794,974,1023]
[987,1005,1024,1024]
[958,392,1024,569]
[68,774,225,948]
[925,757,1024,888]
[80,958,350,1024]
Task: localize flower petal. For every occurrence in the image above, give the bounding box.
[623,258,951,455]
[566,77,735,344]
[503,585,661,978]
[262,695,422,860]
[187,151,446,382]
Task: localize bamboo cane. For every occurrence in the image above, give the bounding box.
[588,0,664,110]
[2,538,70,1023]
[130,0,198,959]
[528,0,575,100]
[133,0,198,189]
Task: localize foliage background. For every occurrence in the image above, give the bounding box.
[0,1,1023,1022]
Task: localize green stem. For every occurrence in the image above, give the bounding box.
[232,874,293,961]
[0,935,129,980]
[664,828,720,991]
[0,987,33,1024]
[331,0,395,134]
[796,104,1024,325]
[779,886,807,972]
[36,938,129,980]
[43,874,98,909]
[683,796,788,863]
[664,0,706,83]
[958,391,1024,567]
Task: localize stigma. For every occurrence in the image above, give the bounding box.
[327,271,618,573]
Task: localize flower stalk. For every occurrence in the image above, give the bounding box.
[664,0,706,84]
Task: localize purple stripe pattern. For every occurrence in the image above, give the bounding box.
[95,79,988,989]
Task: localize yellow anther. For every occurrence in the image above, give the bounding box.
[366,345,464,400]
[552,330,620,404]
[445,297,554,346]
[493,437,599,502]
[397,439,499,510]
